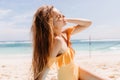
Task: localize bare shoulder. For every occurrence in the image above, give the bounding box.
[54,36,62,46]
[50,36,62,57]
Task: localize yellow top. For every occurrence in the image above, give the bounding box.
[48,27,75,68]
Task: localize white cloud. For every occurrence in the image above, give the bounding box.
[0,11,34,28]
[0,9,34,28]
[89,25,120,39]
[0,11,34,41]
[0,27,30,41]
[71,25,120,40]
[0,21,15,28]
[12,12,33,23]
[0,9,12,18]
[91,25,120,34]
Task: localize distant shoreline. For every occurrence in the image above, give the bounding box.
[0,39,120,42]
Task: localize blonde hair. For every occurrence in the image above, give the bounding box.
[31,5,54,80]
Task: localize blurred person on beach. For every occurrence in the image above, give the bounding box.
[31,5,92,80]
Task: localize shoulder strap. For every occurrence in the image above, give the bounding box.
[62,27,75,47]
[61,34,68,46]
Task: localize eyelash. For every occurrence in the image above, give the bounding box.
[57,14,65,19]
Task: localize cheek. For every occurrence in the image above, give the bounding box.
[53,21,61,26]
[53,21,58,27]
[57,19,66,25]
[53,19,66,27]
[56,21,65,27]
[59,18,67,25]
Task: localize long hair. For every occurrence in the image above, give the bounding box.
[31,5,54,80]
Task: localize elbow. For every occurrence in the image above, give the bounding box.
[89,21,92,26]
[85,21,92,28]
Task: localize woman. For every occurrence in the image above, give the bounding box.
[31,5,92,80]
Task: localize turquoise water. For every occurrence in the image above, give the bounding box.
[72,40,120,51]
[0,41,32,55]
[0,40,120,55]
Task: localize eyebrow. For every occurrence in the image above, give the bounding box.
[56,14,61,18]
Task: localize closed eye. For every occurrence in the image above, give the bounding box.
[55,14,65,21]
[58,14,65,19]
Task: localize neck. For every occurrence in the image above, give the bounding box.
[54,29,62,36]
[54,32,61,36]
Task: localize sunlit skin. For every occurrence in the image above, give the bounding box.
[50,7,92,56]
[41,7,92,79]
[52,8,67,36]
[32,5,92,80]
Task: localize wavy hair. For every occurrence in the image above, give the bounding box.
[31,5,54,80]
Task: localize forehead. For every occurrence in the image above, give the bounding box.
[52,8,61,16]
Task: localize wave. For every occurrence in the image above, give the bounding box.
[0,41,32,44]
[71,39,120,42]
[109,47,120,50]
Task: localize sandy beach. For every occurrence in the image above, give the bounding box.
[0,55,32,80]
[75,51,120,80]
[0,52,120,80]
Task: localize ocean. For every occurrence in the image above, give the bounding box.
[0,40,120,56]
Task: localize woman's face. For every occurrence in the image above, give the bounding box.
[52,8,67,31]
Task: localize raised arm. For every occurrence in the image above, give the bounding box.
[66,18,92,35]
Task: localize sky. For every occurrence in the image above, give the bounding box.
[0,0,120,41]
